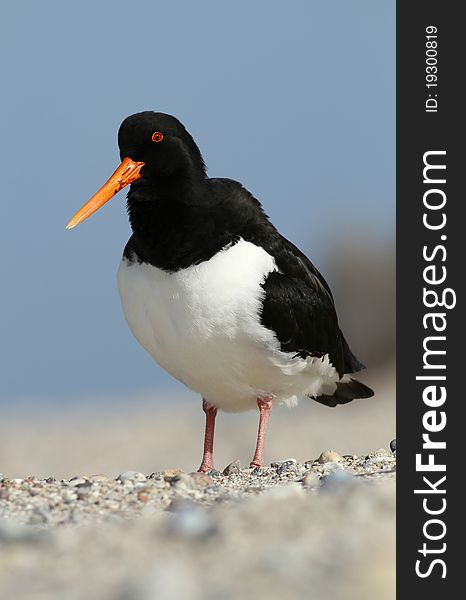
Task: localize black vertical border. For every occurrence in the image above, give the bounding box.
[397,2,462,595]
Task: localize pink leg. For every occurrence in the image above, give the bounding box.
[250,396,273,468]
[198,399,218,473]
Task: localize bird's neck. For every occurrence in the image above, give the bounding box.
[124,173,229,271]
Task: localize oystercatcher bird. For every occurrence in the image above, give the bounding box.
[67,111,374,472]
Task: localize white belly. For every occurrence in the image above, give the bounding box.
[117,238,338,412]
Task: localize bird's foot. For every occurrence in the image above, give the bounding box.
[197,461,214,473]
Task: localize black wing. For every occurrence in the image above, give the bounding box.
[258,234,364,377]
[209,178,365,377]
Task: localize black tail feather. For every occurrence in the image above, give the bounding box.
[312,377,374,408]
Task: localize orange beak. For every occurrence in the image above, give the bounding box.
[66,157,145,230]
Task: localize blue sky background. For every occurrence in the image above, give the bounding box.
[0,1,395,402]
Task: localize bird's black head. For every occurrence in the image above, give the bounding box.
[118,111,206,180]
[66,111,206,230]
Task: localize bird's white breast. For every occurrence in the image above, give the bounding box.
[117,238,338,411]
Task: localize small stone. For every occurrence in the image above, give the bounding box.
[137,490,149,503]
[68,477,87,487]
[276,459,298,475]
[117,471,147,484]
[250,467,263,476]
[390,439,397,454]
[271,458,297,468]
[76,479,93,489]
[318,450,344,464]
[223,460,241,476]
[161,469,185,481]
[0,473,5,482]
[208,469,222,478]
[88,474,111,483]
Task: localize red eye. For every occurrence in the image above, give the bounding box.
[151,131,164,143]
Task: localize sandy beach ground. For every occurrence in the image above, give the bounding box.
[0,367,395,600]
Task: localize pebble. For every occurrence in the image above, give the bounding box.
[318,450,344,464]
[223,460,241,476]
[276,461,298,475]
[88,474,111,483]
[161,469,185,480]
[271,458,297,468]
[390,439,397,454]
[68,477,87,487]
[76,479,93,489]
[137,491,149,503]
[117,471,147,484]
[208,469,222,478]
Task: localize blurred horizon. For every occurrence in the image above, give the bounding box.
[0,1,395,404]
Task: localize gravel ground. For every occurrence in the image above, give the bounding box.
[0,448,395,600]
